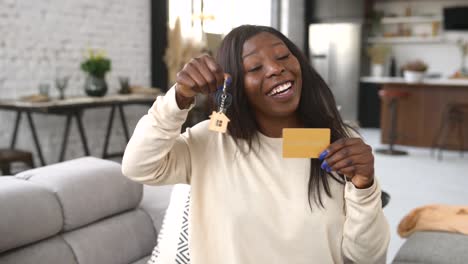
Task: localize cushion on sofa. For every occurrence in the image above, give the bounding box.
[0,236,77,264]
[63,209,157,264]
[139,184,174,233]
[0,177,63,254]
[132,256,151,264]
[392,231,468,264]
[148,184,190,264]
[16,157,143,231]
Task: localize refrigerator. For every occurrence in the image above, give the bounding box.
[308,23,362,123]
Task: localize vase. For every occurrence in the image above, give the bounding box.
[85,75,108,97]
[371,64,384,77]
[461,55,468,75]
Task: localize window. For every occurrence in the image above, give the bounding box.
[169,0,272,38]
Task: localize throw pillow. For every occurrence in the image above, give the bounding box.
[148,184,191,264]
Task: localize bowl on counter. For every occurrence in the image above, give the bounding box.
[403,70,425,83]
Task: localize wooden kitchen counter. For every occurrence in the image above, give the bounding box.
[361,77,468,149]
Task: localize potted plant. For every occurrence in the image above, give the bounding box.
[367,45,391,77]
[81,49,111,96]
[369,10,384,37]
[402,60,428,83]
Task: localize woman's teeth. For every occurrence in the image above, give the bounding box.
[267,82,292,96]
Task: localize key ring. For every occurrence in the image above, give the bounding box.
[208,74,232,133]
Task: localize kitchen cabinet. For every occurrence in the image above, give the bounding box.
[335,0,364,19]
[358,82,381,128]
[312,0,364,21]
[361,77,468,149]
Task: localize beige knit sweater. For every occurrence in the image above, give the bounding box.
[122,87,390,264]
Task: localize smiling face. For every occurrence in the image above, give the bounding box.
[242,32,302,129]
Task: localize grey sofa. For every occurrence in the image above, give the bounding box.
[392,231,468,264]
[0,157,172,264]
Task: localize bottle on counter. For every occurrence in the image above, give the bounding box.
[390,56,397,77]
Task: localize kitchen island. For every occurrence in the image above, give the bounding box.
[360,77,468,149]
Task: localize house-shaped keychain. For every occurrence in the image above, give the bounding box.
[209,111,230,133]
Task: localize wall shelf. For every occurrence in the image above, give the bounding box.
[369,15,444,45]
[367,36,444,44]
[381,16,442,24]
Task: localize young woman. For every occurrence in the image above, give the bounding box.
[122,25,390,264]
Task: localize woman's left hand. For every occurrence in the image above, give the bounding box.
[319,138,374,189]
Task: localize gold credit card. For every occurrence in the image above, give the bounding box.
[283,128,331,158]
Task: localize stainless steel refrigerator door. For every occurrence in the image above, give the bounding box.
[309,23,362,122]
[308,24,331,85]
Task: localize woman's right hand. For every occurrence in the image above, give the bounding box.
[175,54,225,108]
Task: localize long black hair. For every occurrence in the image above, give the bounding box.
[215,25,352,208]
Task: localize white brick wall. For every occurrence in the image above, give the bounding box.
[0,0,152,168]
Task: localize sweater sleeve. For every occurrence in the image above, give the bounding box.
[341,179,390,263]
[121,86,194,185]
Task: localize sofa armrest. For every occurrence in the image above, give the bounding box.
[392,231,468,264]
[139,185,174,234]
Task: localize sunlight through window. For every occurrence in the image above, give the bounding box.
[169,0,271,36]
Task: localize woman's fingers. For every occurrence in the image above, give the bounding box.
[332,156,374,175]
[323,138,363,157]
[319,137,375,188]
[186,62,212,94]
[175,71,198,98]
[203,55,225,89]
[321,152,370,173]
[324,144,370,168]
[319,138,367,170]
[338,164,375,188]
[175,54,225,97]
[336,164,374,178]
[191,57,219,93]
